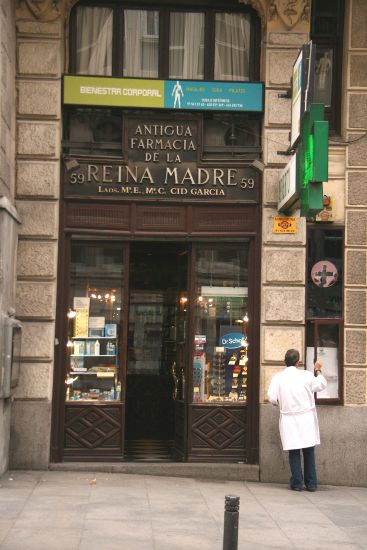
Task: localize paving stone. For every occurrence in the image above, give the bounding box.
[0,472,365,550]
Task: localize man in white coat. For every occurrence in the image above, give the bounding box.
[267,348,327,492]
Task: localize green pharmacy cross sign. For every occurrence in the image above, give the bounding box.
[297,103,329,217]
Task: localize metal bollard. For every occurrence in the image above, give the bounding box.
[223,495,240,550]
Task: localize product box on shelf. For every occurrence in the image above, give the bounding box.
[105,324,117,337]
[73,340,85,356]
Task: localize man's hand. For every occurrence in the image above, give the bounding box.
[314,360,322,376]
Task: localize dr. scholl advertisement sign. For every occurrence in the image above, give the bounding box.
[220,327,244,350]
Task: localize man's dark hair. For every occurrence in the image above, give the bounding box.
[285,349,300,367]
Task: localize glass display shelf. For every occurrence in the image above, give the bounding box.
[70,354,116,357]
[72,336,117,340]
[70,370,115,378]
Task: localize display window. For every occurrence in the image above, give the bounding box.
[306,227,344,403]
[311,0,345,133]
[63,239,252,408]
[192,244,249,403]
[307,228,343,319]
[65,240,124,402]
[306,320,342,401]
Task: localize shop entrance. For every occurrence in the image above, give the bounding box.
[125,242,188,460]
[58,202,260,463]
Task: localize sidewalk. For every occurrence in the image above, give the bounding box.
[0,470,366,550]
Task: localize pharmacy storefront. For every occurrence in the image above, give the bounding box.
[51,75,264,463]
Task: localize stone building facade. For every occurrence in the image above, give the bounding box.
[0,0,18,476]
[2,0,366,484]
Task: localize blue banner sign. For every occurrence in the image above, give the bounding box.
[164,80,263,112]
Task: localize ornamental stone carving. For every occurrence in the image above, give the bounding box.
[268,0,310,29]
[16,0,60,21]
[238,0,266,27]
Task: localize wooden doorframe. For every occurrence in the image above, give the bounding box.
[51,201,261,462]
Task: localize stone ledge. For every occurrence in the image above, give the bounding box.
[260,404,367,486]
[49,462,260,481]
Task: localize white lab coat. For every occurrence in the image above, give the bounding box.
[267,366,327,451]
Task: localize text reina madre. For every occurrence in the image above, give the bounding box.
[68,123,256,195]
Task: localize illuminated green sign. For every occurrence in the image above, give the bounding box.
[298,104,328,217]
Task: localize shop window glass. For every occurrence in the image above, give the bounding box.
[202,113,261,160]
[66,241,124,402]
[307,228,342,318]
[70,4,259,82]
[311,0,344,132]
[192,244,249,403]
[214,13,250,81]
[63,108,122,157]
[76,6,113,75]
[123,10,159,78]
[169,12,204,79]
[314,46,333,107]
[306,321,341,400]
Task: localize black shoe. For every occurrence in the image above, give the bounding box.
[306,487,316,492]
[291,486,302,492]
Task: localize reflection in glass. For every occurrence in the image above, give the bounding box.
[214,13,250,81]
[123,10,159,78]
[169,12,204,79]
[202,113,261,160]
[314,48,333,107]
[306,323,339,399]
[193,245,249,403]
[66,242,123,402]
[64,108,122,157]
[76,7,113,75]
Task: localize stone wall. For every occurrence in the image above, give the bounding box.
[10,10,63,469]
[260,0,367,487]
[260,12,308,402]
[344,0,367,406]
[0,1,18,475]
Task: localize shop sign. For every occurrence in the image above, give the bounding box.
[273,216,296,233]
[220,332,243,349]
[290,42,315,148]
[64,118,260,202]
[311,260,338,288]
[63,75,264,112]
[315,195,334,222]
[278,154,298,213]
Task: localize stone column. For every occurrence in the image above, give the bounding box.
[344,0,367,406]
[260,15,309,401]
[10,7,63,468]
[259,3,309,482]
[0,1,18,475]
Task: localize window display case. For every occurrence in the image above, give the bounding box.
[192,244,249,403]
[306,320,341,400]
[65,241,124,402]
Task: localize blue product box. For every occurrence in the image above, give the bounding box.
[105,324,117,337]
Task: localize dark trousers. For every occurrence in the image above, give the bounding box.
[288,446,317,490]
